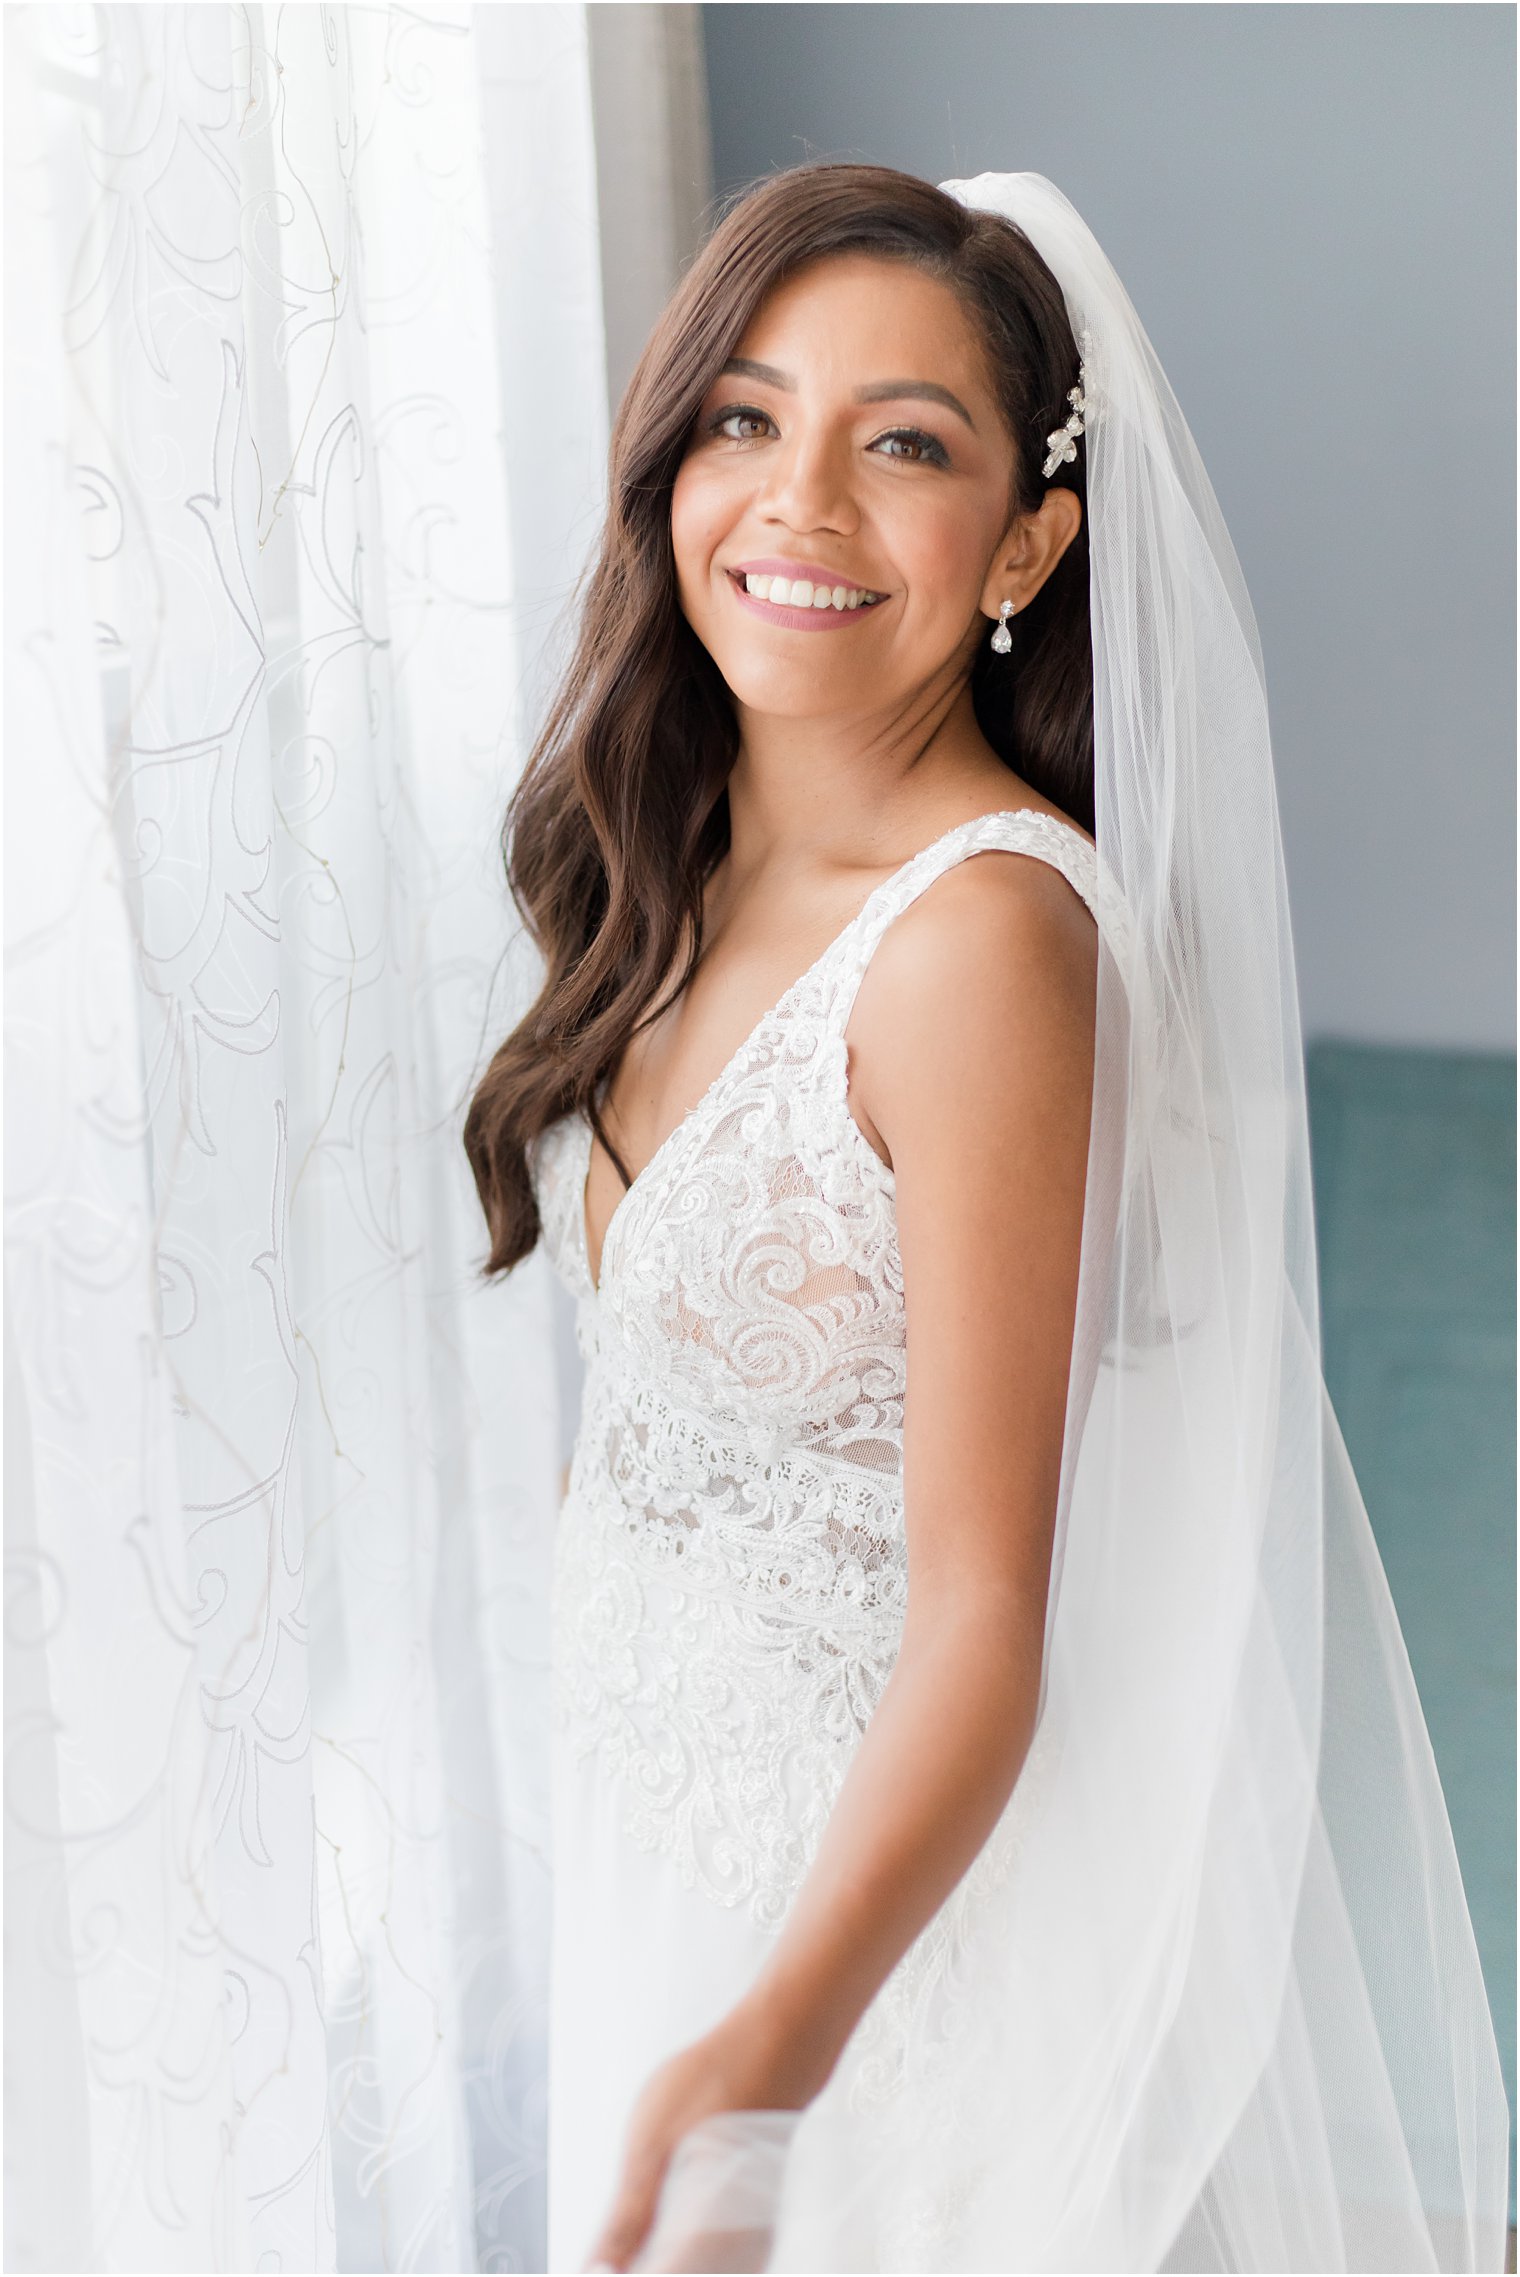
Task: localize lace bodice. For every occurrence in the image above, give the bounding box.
[531,808,1100,1932]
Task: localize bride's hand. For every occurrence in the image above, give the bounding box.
[584,2004,817,2274]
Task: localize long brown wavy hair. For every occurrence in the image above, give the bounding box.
[463,162,1093,1278]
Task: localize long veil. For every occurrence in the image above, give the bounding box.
[633,172,1509,2275]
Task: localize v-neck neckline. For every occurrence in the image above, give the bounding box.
[578,805,1075,1295]
[578,910,862,1298]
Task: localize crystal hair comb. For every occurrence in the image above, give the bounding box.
[1043,328,1094,479]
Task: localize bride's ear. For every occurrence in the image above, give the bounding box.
[979,487,1083,621]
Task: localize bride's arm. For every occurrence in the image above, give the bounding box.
[589,851,1097,2273]
[739,854,1097,2080]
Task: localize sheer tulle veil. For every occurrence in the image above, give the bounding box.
[633,171,1509,2274]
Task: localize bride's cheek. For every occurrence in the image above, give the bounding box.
[670,463,713,552]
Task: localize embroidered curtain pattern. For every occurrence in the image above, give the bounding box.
[3,6,605,2267]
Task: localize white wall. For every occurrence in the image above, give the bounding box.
[702,2,1516,1051]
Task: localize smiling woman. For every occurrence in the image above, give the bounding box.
[463,161,1506,2276]
[667,252,1083,840]
[463,168,1093,1240]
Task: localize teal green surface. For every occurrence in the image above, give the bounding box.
[1307,1040,1516,2223]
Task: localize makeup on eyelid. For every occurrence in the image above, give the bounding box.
[706,400,952,470]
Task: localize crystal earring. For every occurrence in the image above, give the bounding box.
[990,599,1016,654]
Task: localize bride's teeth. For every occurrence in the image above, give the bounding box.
[740,571,883,610]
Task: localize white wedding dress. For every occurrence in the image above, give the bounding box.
[528,807,1101,2274]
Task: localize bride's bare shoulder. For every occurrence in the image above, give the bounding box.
[845,824,1099,1170]
[870,814,1099,1005]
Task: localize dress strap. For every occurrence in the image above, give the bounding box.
[830,807,1100,1030]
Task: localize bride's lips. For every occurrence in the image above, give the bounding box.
[725,563,888,632]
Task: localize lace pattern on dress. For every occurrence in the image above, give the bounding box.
[533,810,1101,1931]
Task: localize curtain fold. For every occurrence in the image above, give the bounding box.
[2,7,614,2267]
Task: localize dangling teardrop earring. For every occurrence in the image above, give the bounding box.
[990,598,1016,654]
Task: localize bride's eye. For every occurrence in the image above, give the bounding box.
[871,426,950,468]
[707,403,774,443]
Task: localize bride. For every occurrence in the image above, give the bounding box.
[464,164,1508,2273]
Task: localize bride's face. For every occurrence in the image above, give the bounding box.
[670,251,1022,720]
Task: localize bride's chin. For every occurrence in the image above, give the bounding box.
[726,681,863,723]
[715,651,870,709]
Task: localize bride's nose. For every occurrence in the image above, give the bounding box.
[756,424,860,535]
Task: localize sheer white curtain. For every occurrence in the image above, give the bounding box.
[1,5,659,2268]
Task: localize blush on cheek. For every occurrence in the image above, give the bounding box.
[671,531,716,609]
[668,468,712,551]
[670,458,748,591]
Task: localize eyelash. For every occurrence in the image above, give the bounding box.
[704,403,951,469]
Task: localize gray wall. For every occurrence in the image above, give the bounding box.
[701,3,1515,1052]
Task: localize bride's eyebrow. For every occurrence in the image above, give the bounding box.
[717,356,977,433]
